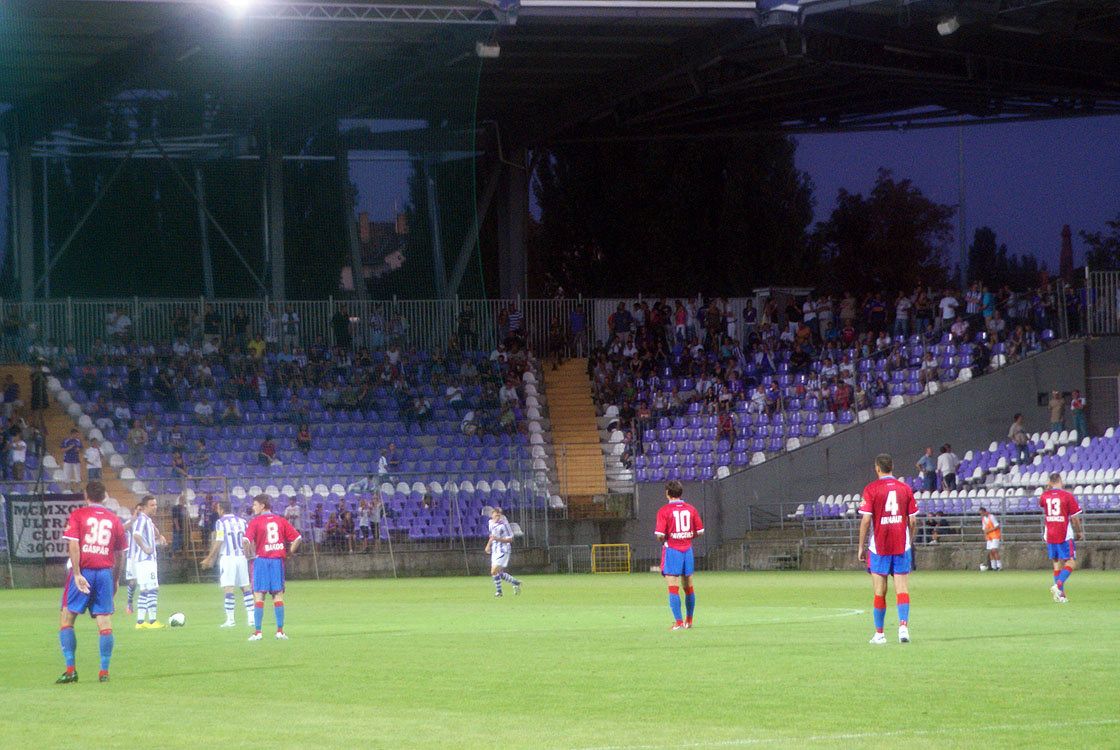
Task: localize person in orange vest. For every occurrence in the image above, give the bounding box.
[979,507,1003,570]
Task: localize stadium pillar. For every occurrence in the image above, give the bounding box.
[264,145,286,301]
[497,147,528,299]
[422,158,449,298]
[338,149,368,301]
[195,167,215,300]
[13,145,35,304]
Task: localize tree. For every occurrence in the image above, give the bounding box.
[813,168,955,295]
[968,226,1046,289]
[1081,211,1120,269]
[528,135,816,297]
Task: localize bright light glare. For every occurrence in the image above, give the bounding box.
[225,0,252,18]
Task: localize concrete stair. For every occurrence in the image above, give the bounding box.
[0,365,132,507]
[542,359,607,499]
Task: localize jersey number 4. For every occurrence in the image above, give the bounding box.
[884,491,899,517]
[83,518,114,546]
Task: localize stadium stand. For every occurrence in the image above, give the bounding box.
[594,288,1064,483]
[38,340,552,544]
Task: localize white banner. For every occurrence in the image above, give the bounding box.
[3,494,84,562]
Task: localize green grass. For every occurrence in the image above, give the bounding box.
[2,570,1117,749]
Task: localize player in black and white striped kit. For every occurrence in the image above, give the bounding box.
[201,501,255,628]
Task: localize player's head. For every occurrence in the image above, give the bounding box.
[665,480,684,500]
[1048,472,1063,488]
[218,500,232,515]
[490,507,503,521]
[1013,412,1022,422]
[139,495,157,514]
[252,494,271,514]
[85,480,106,504]
[874,454,893,477]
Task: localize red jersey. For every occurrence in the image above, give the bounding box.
[859,476,918,556]
[62,504,128,570]
[244,513,301,559]
[1039,489,1081,543]
[655,500,704,551]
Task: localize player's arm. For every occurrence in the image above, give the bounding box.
[200,537,222,568]
[289,535,302,555]
[112,549,124,595]
[1072,513,1084,541]
[857,514,871,562]
[133,530,153,556]
[67,537,90,594]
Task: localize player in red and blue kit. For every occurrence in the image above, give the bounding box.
[242,494,301,641]
[654,480,704,630]
[1039,473,1083,603]
[857,454,918,645]
[57,481,128,683]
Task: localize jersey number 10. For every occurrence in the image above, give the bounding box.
[671,510,691,533]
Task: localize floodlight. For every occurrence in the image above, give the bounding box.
[475,41,501,59]
[225,0,252,18]
[937,15,961,36]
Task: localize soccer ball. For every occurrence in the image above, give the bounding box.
[979,564,988,571]
[169,612,186,627]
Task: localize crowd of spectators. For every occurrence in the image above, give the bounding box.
[584,282,1067,469]
[24,301,540,496]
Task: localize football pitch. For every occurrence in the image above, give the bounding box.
[2,570,1117,749]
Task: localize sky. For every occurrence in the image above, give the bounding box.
[794,115,1120,272]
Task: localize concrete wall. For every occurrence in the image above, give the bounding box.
[10,548,551,589]
[732,541,1120,572]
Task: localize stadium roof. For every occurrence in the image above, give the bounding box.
[2,0,1119,150]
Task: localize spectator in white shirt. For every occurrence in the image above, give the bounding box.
[84,439,104,481]
[499,380,520,405]
[938,291,959,332]
[10,434,27,480]
[194,398,215,426]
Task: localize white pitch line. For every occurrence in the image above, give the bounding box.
[568,718,1120,750]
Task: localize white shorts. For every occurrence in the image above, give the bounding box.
[125,558,136,582]
[63,463,81,483]
[491,551,510,569]
[986,539,1001,551]
[219,556,251,588]
[134,559,159,591]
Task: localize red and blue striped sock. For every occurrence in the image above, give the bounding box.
[668,586,683,623]
[59,625,76,668]
[896,593,910,625]
[1057,565,1073,591]
[684,587,695,621]
[98,628,113,672]
[274,603,285,632]
[873,595,886,632]
[253,601,264,632]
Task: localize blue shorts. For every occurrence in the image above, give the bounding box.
[61,567,116,616]
[661,547,694,577]
[252,557,286,593]
[1048,541,1076,560]
[869,551,911,576]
